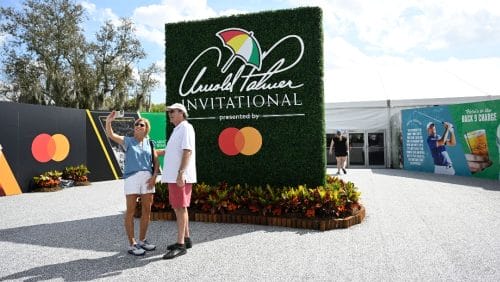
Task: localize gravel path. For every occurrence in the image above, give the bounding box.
[0,169,499,281]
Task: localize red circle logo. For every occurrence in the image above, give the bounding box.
[31,133,70,163]
[218,127,262,156]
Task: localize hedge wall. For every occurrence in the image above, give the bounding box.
[165,7,325,187]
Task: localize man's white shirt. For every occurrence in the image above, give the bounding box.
[161,120,197,183]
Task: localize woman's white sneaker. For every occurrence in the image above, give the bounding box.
[128,244,146,256]
[138,239,156,251]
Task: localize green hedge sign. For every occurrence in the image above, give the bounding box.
[165,7,325,186]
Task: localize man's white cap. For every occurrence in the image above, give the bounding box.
[167,103,188,117]
[426,122,435,129]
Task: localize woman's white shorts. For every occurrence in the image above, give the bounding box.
[124,170,155,195]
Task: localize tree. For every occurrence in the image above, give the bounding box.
[0,0,88,106]
[134,63,162,111]
[149,103,166,113]
[91,18,146,110]
[0,0,161,110]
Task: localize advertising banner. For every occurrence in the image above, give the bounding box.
[0,102,87,192]
[402,100,499,180]
[140,112,166,167]
[165,7,325,186]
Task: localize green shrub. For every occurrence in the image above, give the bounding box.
[62,164,90,183]
[152,175,361,219]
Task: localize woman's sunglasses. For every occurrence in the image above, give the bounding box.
[134,123,146,127]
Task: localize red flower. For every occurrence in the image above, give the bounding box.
[337,205,346,212]
[249,204,260,213]
[305,208,315,218]
[227,202,238,212]
[272,207,282,216]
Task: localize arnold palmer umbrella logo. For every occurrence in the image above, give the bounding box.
[178,28,304,101]
[216,28,262,73]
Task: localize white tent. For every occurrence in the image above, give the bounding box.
[325,95,500,168]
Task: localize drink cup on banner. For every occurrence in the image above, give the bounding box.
[464,129,489,157]
[464,129,493,173]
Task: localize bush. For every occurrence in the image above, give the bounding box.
[62,164,90,183]
[151,175,362,219]
[33,170,62,189]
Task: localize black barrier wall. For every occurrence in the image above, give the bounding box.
[0,102,139,192]
[0,102,87,192]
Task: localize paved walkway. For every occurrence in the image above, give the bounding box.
[0,169,499,281]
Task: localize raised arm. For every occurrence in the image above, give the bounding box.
[446,122,456,146]
[437,122,456,147]
[105,111,125,146]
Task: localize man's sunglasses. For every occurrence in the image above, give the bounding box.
[134,123,146,127]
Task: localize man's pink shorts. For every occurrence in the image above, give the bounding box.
[168,183,193,208]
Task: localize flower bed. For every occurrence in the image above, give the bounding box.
[31,164,91,191]
[147,207,365,231]
[137,175,365,231]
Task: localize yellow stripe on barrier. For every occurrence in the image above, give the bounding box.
[86,110,119,180]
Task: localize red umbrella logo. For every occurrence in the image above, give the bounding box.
[216,28,262,73]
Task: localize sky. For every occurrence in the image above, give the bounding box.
[3,0,500,104]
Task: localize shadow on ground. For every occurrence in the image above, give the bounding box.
[0,213,317,281]
[371,169,499,191]
[0,252,163,281]
[0,214,317,251]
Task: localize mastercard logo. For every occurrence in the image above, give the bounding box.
[31,133,70,163]
[218,127,262,156]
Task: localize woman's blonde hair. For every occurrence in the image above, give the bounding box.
[135,118,151,135]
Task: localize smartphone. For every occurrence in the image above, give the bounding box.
[115,109,124,118]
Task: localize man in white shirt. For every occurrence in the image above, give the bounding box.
[160,103,196,259]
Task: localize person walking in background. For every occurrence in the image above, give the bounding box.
[161,103,196,260]
[426,121,456,175]
[105,111,159,256]
[329,130,349,174]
